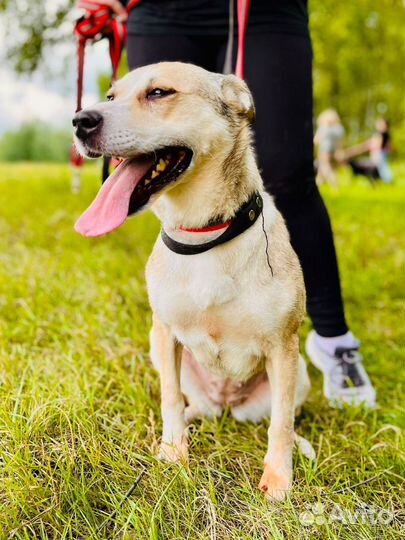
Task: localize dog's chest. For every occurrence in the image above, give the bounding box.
[147,256,269,380]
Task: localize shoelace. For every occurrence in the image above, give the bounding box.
[331,347,365,389]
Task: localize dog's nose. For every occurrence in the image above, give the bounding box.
[72,110,103,139]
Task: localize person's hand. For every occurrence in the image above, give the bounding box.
[84,0,128,22]
[334,149,346,163]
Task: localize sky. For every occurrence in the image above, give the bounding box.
[0,23,109,135]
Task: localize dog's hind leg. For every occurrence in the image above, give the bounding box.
[231,354,310,423]
[181,349,223,423]
[231,377,271,423]
[258,332,299,501]
[150,314,188,462]
[294,354,311,413]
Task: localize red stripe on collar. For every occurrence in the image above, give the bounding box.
[179,220,233,233]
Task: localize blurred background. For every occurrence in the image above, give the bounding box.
[0,0,404,162]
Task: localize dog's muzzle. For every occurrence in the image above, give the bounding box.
[72,110,103,141]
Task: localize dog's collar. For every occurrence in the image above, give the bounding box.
[179,220,233,233]
[161,192,263,255]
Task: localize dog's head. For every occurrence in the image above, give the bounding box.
[73,62,255,237]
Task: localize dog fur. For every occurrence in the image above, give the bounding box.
[74,62,311,500]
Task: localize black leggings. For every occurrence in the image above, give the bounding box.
[127,32,348,337]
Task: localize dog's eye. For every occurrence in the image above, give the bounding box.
[146,88,176,100]
[106,94,114,102]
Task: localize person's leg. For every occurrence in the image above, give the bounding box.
[220,33,375,407]
[235,32,347,338]
[127,33,222,72]
[376,151,393,183]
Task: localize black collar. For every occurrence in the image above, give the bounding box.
[161,192,263,255]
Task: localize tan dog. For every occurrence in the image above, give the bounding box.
[73,62,312,500]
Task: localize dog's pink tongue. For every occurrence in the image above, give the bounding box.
[75,158,151,237]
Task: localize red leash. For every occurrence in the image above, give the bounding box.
[235,0,251,79]
[71,0,250,177]
[71,1,141,170]
[73,1,135,112]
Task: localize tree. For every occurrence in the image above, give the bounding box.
[0,1,74,73]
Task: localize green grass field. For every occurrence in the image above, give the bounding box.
[0,162,404,539]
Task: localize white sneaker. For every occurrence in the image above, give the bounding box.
[305,330,376,408]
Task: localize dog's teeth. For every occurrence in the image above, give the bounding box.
[145,178,151,185]
[151,170,159,179]
[156,159,167,172]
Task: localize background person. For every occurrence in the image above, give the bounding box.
[369,118,393,183]
[120,0,376,408]
[342,118,393,183]
[314,109,345,187]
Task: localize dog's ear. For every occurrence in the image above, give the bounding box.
[220,75,256,124]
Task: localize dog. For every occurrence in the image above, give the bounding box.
[73,62,312,501]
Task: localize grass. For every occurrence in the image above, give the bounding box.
[0,161,404,539]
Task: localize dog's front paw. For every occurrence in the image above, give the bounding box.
[258,464,292,501]
[157,438,188,463]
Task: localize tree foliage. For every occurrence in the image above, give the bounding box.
[0,122,72,162]
[0,0,74,72]
[1,0,404,146]
[310,0,405,147]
